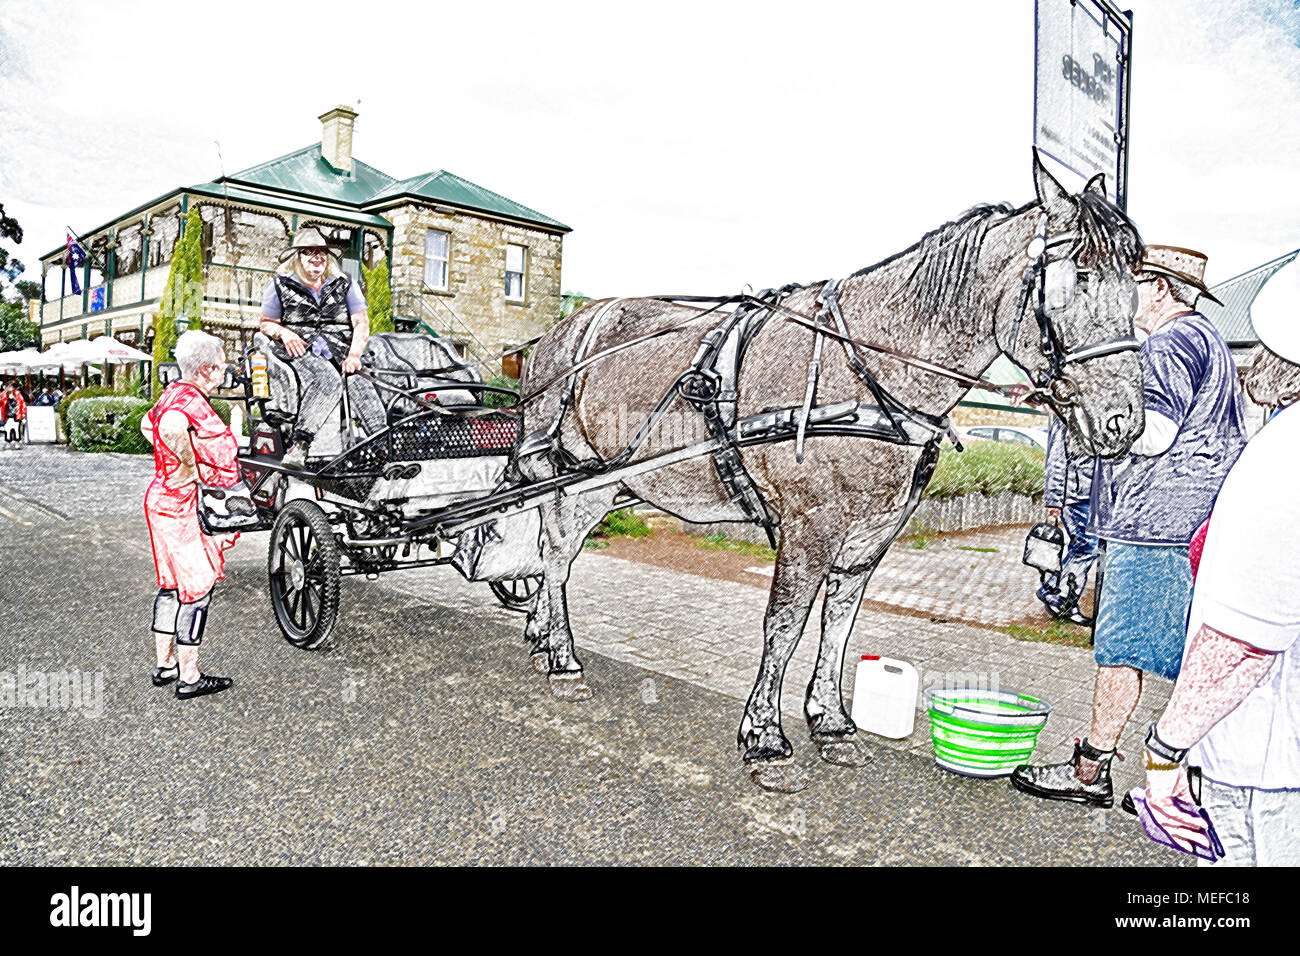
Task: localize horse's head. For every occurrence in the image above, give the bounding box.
[1000,157,1145,459]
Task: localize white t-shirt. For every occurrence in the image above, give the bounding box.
[1186,405,1300,790]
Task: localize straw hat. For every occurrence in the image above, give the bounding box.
[278,227,340,264]
[1139,245,1222,306]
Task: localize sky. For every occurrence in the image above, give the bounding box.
[1,0,1298,311]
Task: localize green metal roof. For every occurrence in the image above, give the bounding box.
[1200,249,1299,346]
[224,144,398,207]
[186,182,393,229]
[365,169,570,232]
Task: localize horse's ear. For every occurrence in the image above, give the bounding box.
[1084,172,1107,197]
[1033,150,1071,216]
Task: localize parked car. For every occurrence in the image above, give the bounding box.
[955,425,1050,451]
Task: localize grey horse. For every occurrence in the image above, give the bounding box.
[514,157,1146,791]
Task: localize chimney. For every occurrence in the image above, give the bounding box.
[319,104,358,173]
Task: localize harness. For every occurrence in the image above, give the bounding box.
[520,204,1141,543]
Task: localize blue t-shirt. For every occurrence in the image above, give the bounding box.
[260,273,366,319]
[1091,312,1246,545]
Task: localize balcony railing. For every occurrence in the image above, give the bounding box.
[392,289,496,372]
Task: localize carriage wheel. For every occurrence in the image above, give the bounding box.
[268,499,341,649]
[489,575,542,613]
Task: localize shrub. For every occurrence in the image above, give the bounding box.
[66,396,152,452]
[924,441,1045,500]
[57,385,115,436]
[116,403,153,455]
[590,507,652,539]
[483,374,519,409]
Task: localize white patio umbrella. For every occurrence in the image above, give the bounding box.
[88,335,152,363]
[0,349,37,374]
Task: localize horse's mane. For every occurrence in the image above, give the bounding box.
[894,202,1017,321]
[1070,187,1143,271]
[844,193,1142,329]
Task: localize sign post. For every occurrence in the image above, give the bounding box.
[1034,0,1133,209]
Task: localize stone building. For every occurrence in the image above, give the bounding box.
[37,106,570,373]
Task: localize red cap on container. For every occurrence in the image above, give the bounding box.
[861,654,880,660]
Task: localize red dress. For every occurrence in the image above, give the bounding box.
[144,382,240,602]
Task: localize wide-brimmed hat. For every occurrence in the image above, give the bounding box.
[278,227,339,264]
[1139,245,1222,306]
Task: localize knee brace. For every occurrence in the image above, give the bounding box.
[152,589,180,635]
[174,593,212,646]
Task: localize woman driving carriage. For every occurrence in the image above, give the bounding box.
[259,228,387,468]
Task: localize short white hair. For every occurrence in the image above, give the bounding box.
[174,330,226,379]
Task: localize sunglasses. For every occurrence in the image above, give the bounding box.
[299,249,328,260]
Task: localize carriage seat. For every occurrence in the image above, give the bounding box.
[253,330,484,431]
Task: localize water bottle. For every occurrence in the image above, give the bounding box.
[249,350,269,399]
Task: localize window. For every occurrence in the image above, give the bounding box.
[424,230,449,290]
[505,243,526,300]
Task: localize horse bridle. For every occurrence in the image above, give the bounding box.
[1011,213,1141,408]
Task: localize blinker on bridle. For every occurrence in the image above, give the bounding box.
[1014,213,1140,409]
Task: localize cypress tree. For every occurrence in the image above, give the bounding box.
[150,207,205,395]
[364,259,393,334]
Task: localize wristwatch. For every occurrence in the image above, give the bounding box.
[1145,722,1189,765]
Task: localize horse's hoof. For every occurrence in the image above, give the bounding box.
[548,672,593,702]
[530,652,550,674]
[747,760,809,793]
[816,736,872,767]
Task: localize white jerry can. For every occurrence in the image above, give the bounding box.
[850,655,920,739]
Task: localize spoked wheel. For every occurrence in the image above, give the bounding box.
[489,575,542,613]
[268,499,341,649]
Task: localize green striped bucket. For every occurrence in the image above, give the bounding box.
[924,688,1052,778]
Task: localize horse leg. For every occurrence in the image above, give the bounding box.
[804,552,888,767]
[806,449,937,766]
[738,517,835,793]
[527,487,618,700]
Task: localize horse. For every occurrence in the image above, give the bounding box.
[512,156,1146,791]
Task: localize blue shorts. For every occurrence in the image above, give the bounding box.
[1093,541,1191,681]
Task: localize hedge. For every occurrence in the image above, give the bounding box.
[66,397,153,453]
[923,440,1046,501]
[66,393,236,454]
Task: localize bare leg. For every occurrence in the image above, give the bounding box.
[178,645,201,685]
[1077,664,1142,782]
[154,631,176,669]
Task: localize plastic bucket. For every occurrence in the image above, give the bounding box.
[924,688,1052,778]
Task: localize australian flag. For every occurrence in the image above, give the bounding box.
[66,235,85,295]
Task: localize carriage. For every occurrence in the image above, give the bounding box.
[194,330,572,651]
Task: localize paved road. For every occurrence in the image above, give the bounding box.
[0,446,1178,865]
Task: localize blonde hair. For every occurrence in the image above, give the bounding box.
[278,249,342,283]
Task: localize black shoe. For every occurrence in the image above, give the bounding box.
[1120,790,1136,816]
[151,664,179,687]
[1010,739,1118,808]
[175,673,233,700]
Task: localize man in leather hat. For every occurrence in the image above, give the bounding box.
[1012,246,1248,809]
[258,228,386,468]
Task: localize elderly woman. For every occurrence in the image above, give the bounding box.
[140,330,241,700]
[259,228,386,468]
